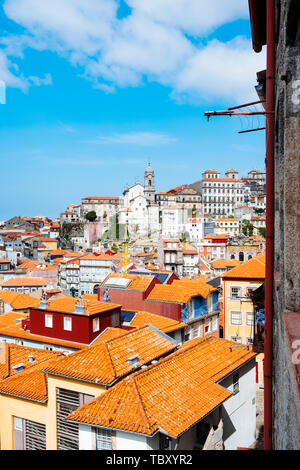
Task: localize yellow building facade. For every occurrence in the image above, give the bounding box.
[222,254,265,387]
[0,375,106,450]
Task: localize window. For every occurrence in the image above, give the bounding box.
[192,323,201,339]
[94,428,113,450]
[64,317,72,331]
[231,311,242,325]
[246,288,255,298]
[231,336,242,343]
[246,312,255,326]
[14,417,46,450]
[230,287,241,299]
[184,325,192,342]
[212,315,218,331]
[45,314,53,328]
[233,373,239,394]
[93,317,99,332]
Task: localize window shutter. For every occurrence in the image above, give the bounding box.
[57,388,80,450]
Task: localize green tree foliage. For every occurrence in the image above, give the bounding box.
[242,219,254,237]
[85,210,97,222]
[254,207,265,214]
[258,227,266,238]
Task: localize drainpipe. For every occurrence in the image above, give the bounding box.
[264,0,275,451]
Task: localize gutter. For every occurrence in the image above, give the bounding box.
[264,0,275,451]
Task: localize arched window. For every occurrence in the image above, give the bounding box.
[239,252,244,262]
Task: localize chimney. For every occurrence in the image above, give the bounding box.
[28,355,35,363]
[127,354,140,368]
[73,296,86,315]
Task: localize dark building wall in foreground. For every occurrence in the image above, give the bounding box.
[273,0,300,449]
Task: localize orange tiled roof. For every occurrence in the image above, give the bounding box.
[1,277,50,287]
[211,259,241,269]
[66,336,255,437]
[124,310,187,333]
[0,344,62,402]
[17,259,41,269]
[222,253,265,279]
[91,327,129,345]
[204,233,228,240]
[171,278,217,299]
[146,284,200,303]
[0,319,88,350]
[182,243,198,255]
[0,290,40,309]
[0,311,28,329]
[102,273,156,292]
[44,296,121,316]
[43,326,176,386]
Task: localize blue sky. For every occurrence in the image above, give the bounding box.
[0,0,266,220]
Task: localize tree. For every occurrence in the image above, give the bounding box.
[85,210,97,222]
[242,220,254,237]
[111,244,118,253]
[254,207,265,214]
[258,227,266,238]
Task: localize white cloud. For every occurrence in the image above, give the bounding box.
[28,73,52,86]
[88,132,178,146]
[173,38,266,104]
[126,0,249,35]
[2,0,265,103]
[0,49,27,90]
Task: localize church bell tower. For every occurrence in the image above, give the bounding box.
[144,163,155,204]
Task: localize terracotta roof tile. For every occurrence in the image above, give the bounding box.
[0,344,62,402]
[124,310,187,333]
[1,277,50,287]
[171,278,217,299]
[222,253,265,279]
[102,273,156,292]
[91,327,129,345]
[66,336,255,438]
[146,284,199,303]
[43,326,176,385]
[44,296,121,316]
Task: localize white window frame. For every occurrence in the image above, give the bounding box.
[246,312,255,326]
[45,314,53,328]
[93,317,100,332]
[231,336,242,343]
[94,428,113,450]
[63,317,72,331]
[231,311,242,325]
[230,286,241,299]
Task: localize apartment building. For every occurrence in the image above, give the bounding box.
[222,253,265,345]
[214,218,240,237]
[201,169,246,216]
[0,327,177,450]
[66,336,257,450]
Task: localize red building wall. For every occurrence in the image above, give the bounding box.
[28,307,121,345]
[99,287,181,322]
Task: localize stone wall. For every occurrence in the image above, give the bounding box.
[273,0,300,449]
